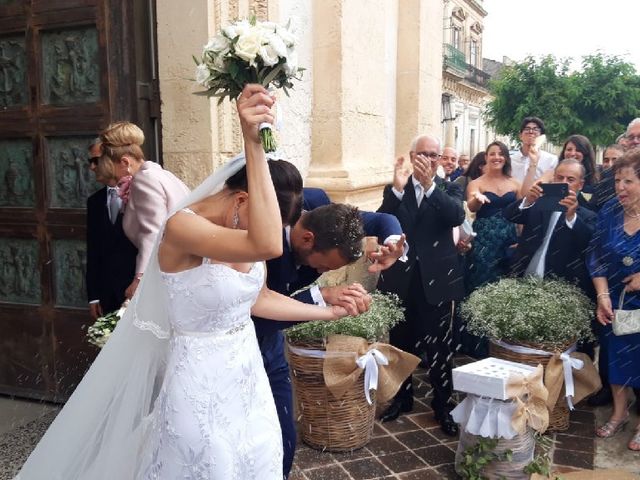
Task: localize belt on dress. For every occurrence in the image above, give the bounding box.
[173,321,249,337]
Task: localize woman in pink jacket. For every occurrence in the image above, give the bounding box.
[98,122,190,298]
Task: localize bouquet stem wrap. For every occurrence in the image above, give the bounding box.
[288,334,420,405]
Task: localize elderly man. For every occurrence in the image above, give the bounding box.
[450,152,469,181]
[377,134,465,436]
[504,159,596,293]
[85,139,137,319]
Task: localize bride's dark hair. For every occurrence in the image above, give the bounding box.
[226,159,303,226]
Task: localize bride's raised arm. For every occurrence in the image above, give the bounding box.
[161,84,283,263]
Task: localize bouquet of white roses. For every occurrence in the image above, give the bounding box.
[194,17,304,152]
[86,301,128,348]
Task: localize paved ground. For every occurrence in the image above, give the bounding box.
[1,363,638,479]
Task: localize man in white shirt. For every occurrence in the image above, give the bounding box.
[510,116,558,183]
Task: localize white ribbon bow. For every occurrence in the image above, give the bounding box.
[356,348,389,405]
[491,339,584,409]
[559,349,584,410]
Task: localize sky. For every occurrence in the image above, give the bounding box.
[482,0,640,71]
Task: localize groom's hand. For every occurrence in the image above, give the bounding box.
[320,283,372,316]
[368,235,406,273]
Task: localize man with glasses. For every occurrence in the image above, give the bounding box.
[510,116,558,183]
[377,134,465,436]
[86,138,137,320]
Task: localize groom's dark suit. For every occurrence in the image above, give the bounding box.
[254,187,403,478]
[377,176,465,416]
[86,187,137,313]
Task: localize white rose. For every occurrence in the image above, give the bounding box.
[267,33,287,59]
[259,44,279,67]
[277,25,297,48]
[195,63,210,85]
[225,20,250,40]
[234,28,262,64]
[258,21,278,33]
[203,34,230,55]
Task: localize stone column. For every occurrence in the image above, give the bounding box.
[306,0,401,211]
[395,0,444,156]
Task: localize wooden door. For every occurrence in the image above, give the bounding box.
[0,0,160,401]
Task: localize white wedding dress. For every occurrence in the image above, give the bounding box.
[16,156,281,480]
[136,247,283,479]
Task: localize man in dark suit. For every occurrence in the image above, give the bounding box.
[86,140,137,319]
[256,188,407,478]
[377,134,466,436]
[504,159,596,295]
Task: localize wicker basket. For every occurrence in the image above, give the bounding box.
[455,427,535,480]
[287,338,376,452]
[489,339,574,431]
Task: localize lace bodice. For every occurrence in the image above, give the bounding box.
[161,261,264,335]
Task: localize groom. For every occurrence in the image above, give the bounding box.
[255,186,406,477]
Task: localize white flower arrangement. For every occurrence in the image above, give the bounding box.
[87,302,128,348]
[460,277,594,349]
[194,16,304,152]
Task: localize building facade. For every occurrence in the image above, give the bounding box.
[441,0,494,157]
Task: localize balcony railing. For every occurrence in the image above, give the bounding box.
[465,64,491,88]
[443,43,491,89]
[443,43,466,72]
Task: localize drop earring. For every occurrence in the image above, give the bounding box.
[232,205,239,229]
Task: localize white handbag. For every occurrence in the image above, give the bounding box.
[613,290,640,336]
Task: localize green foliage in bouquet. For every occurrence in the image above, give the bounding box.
[285,292,404,342]
[459,276,594,348]
[87,305,126,348]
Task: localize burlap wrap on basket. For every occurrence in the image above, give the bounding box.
[322,334,420,405]
[544,351,601,411]
[506,364,550,434]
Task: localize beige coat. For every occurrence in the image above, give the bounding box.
[123,161,190,274]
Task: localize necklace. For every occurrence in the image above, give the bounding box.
[624,209,640,219]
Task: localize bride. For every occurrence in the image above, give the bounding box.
[16,84,355,480]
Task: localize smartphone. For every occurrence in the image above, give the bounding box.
[537,183,568,212]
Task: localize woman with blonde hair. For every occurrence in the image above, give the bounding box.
[98,121,189,298]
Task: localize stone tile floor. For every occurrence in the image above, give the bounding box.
[289,366,640,479]
[1,361,639,479]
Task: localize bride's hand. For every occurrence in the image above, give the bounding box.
[237,84,275,145]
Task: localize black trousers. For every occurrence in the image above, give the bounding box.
[391,264,455,414]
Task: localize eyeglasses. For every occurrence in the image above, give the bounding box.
[626,134,640,142]
[415,151,441,160]
[522,127,542,134]
[88,156,100,166]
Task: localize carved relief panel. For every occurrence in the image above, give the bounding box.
[0,35,27,108]
[47,136,101,208]
[53,239,86,308]
[41,26,100,106]
[0,238,40,304]
[0,139,35,207]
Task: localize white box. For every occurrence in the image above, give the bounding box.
[452,357,538,400]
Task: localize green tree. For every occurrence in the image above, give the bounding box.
[485,54,640,146]
[571,54,640,145]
